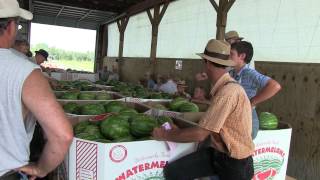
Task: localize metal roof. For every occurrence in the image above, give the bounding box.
[32,1,118,30]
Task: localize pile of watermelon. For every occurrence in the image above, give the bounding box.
[74,113,173,143]
[63,101,141,115]
[259,112,279,130]
[150,98,199,112]
[53,80,99,91]
[57,91,112,100]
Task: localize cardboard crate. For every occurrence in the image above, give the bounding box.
[94,84,114,91]
[55,91,125,102]
[51,72,98,82]
[67,115,196,180]
[59,101,151,118]
[125,97,172,104]
[175,113,292,180]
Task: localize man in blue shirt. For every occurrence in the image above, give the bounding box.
[229,41,281,138]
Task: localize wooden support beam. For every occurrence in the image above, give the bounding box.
[210,0,236,40]
[147,2,169,66]
[95,24,108,72]
[209,0,218,11]
[117,16,129,59]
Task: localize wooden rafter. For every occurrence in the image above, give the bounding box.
[147,2,169,66]
[209,0,236,40]
[117,16,130,59]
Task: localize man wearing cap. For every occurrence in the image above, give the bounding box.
[34,49,49,65]
[225,30,243,45]
[153,39,254,180]
[0,0,73,179]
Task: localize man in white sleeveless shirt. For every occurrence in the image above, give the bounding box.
[0,0,73,179]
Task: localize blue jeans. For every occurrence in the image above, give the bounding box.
[252,108,259,139]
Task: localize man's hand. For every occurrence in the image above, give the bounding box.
[195,72,208,81]
[152,127,168,141]
[17,163,46,180]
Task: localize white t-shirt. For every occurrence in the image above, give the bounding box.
[0,49,40,176]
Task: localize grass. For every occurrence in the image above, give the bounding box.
[50,59,94,72]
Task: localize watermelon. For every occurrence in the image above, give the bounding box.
[100,115,130,140]
[113,135,135,142]
[79,92,96,100]
[169,97,189,111]
[178,102,199,112]
[130,114,158,138]
[157,116,173,126]
[81,104,106,115]
[95,139,112,143]
[63,102,80,114]
[74,121,90,134]
[96,93,112,100]
[60,92,79,100]
[259,112,278,130]
[105,101,125,113]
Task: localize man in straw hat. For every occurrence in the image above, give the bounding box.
[175,80,191,99]
[153,39,254,180]
[225,30,243,45]
[0,0,73,179]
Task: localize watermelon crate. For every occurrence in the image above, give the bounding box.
[51,72,98,82]
[59,100,151,118]
[67,116,196,180]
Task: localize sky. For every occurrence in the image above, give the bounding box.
[30,23,96,52]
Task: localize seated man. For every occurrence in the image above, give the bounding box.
[192,86,207,102]
[175,80,191,99]
[153,39,254,180]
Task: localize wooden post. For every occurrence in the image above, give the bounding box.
[147,2,169,74]
[116,16,129,81]
[95,24,108,72]
[209,0,235,40]
[117,16,129,59]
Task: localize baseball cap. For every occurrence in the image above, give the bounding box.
[0,0,33,20]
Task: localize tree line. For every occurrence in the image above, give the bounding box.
[31,43,95,61]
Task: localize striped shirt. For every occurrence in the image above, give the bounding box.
[199,73,254,159]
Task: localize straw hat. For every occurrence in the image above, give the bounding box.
[197,39,236,67]
[225,31,243,41]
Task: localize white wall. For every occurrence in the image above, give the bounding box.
[107,0,320,63]
[228,0,320,63]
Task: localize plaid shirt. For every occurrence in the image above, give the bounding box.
[199,73,254,159]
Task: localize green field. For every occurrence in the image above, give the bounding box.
[51,59,94,72]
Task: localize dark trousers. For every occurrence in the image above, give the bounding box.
[164,147,254,180]
[0,172,20,180]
